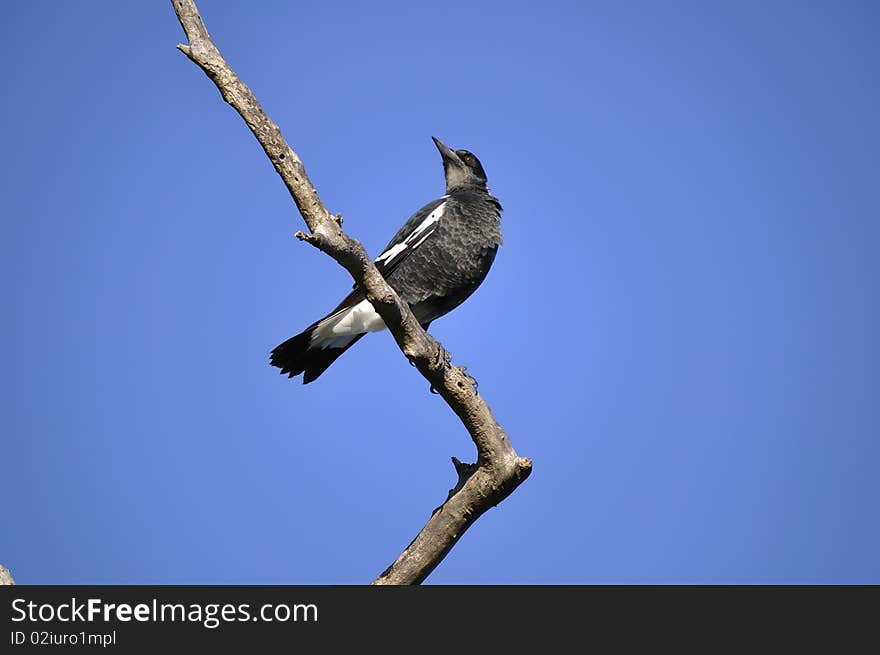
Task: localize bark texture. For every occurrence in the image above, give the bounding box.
[172,0,531,585]
[0,564,14,585]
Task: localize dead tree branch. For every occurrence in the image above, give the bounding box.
[0,564,14,585]
[171,0,531,585]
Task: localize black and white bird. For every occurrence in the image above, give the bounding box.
[270,137,502,383]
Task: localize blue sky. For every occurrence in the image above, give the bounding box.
[2,1,877,583]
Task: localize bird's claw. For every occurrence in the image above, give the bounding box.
[455,365,478,392]
[428,347,451,393]
[432,344,452,369]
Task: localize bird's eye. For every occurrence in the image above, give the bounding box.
[463,153,476,167]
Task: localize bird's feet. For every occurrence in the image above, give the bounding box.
[433,343,453,369]
[454,365,479,393]
[410,343,450,369]
[428,344,453,394]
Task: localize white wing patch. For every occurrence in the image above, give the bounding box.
[310,299,386,349]
[375,201,446,267]
[310,200,448,351]
[376,242,407,265]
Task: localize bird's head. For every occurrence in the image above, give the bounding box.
[432,136,488,193]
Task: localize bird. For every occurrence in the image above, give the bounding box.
[270,136,502,383]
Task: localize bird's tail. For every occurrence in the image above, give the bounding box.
[270,325,366,384]
[270,289,378,384]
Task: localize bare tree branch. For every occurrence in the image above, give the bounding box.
[0,564,14,585]
[171,0,531,585]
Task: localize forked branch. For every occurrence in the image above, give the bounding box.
[172,0,531,585]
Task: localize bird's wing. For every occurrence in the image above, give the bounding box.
[307,197,448,335]
[373,196,448,278]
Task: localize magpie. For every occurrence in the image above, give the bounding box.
[270,137,502,383]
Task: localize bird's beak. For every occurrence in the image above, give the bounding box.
[432,136,460,165]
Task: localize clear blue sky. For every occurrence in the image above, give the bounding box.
[2,1,877,584]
